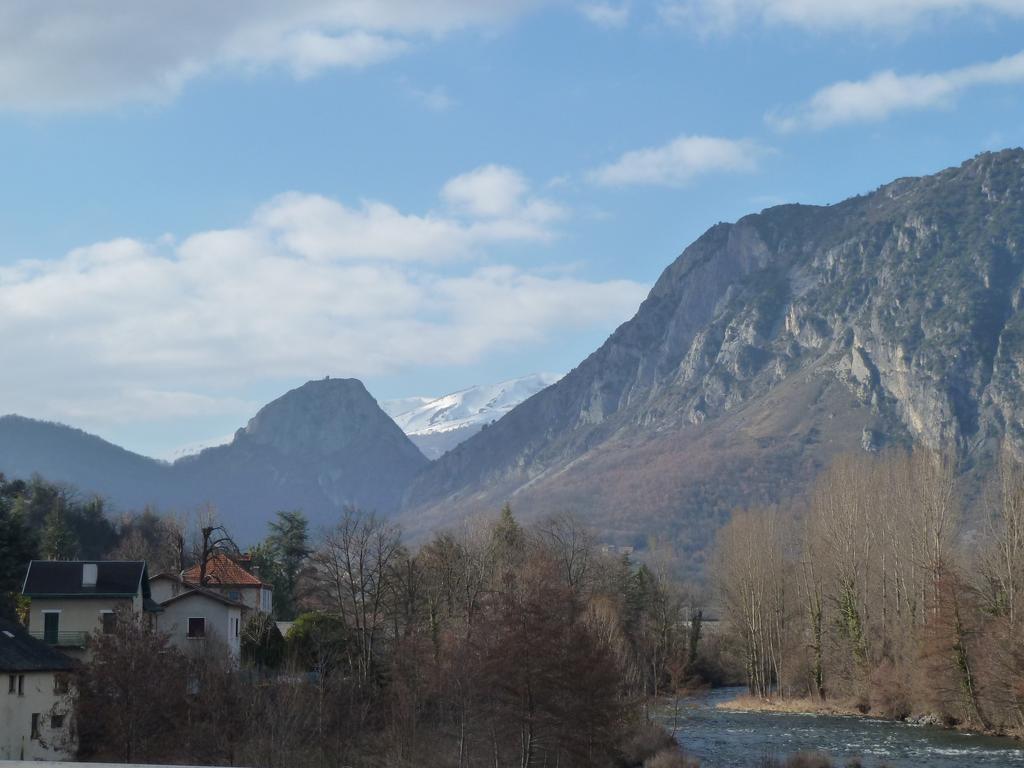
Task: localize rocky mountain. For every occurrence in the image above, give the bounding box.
[0,378,429,537]
[402,149,1024,570]
[382,374,563,459]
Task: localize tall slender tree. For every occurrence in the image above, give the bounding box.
[41,498,77,561]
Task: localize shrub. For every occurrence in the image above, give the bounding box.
[784,754,834,768]
[619,721,677,766]
[644,749,701,768]
[759,754,833,768]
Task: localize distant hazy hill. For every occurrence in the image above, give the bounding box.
[0,415,169,508]
[382,374,562,459]
[0,378,428,538]
[402,150,1024,570]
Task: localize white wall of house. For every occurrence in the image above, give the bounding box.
[0,670,75,761]
[155,579,270,617]
[202,584,270,615]
[148,576,184,604]
[156,594,242,662]
[26,598,134,660]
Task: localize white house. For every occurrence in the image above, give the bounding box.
[21,561,162,659]
[155,587,245,662]
[0,617,76,761]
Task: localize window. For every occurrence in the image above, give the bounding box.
[51,714,64,729]
[30,713,39,740]
[187,617,206,639]
[43,611,60,644]
[233,617,240,638]
[8,674,14,694]
[81,563,98,587]
[18,675,24,695]
[101,611,117,634]
[54,675,69,695]
[228,590,241,601]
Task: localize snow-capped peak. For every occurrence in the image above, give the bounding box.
[383,373,562,436]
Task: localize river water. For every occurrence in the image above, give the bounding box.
[657,688,1024,767]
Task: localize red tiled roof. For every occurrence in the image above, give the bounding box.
[181,553,265,587]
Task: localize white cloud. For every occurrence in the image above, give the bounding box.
[0,167,647,431]
[441,165,567,224]
[588,135,765,187]
[578,3,631,28]
[0,1,548,110]
[769,50,1024,132]
[407,83,455,111]
[442,165,529,217]
[658,0,1024,33]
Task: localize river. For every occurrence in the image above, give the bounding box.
[657,688,1024,767]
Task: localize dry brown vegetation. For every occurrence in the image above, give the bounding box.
[716,695,865,718]
[73,506,712,767]
[715,447,1024,736]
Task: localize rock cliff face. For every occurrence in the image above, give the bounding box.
[0,379,429,538]
[174,378,430,523]
[403,150,1024,564]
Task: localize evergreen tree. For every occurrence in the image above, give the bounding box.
[0,476,38,619]
[266,510,311,620]
[493,503,524,556]
[70,496,118,559]
[41,499,78,560]
[491,503,526,587]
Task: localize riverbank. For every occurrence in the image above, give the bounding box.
[716,693,1022,741]
[659,688,1024,767]
[717,695,868,719]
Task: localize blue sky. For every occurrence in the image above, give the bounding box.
[2,0,1024,458]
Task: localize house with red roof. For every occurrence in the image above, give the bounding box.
[150,553,273,616]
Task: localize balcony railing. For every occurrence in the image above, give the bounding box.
[29,630,89,648]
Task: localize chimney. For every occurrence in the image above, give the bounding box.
[82,563,98,588]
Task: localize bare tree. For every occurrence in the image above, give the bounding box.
[314,506,403,682]
[715,507,793,698]
[75,611,188,763]
[979,449,1024,628]
[534,512,594,594]
[191,505,238,586]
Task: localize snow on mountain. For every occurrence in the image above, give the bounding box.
[163,433,235,463]
[379,396,435,419]
[383,374,563,459]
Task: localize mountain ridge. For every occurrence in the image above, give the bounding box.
[0,378,429,537]
[6,150,1024,565]
[399,149,1024,565]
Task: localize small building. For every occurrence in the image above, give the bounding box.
[148,571,188,603]
[21,560,162,658]
[179,554,273,615]
[0,617,76,761]
[155,587,244,662]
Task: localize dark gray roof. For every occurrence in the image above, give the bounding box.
[0,617,75,672]
[22,560,152,599]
